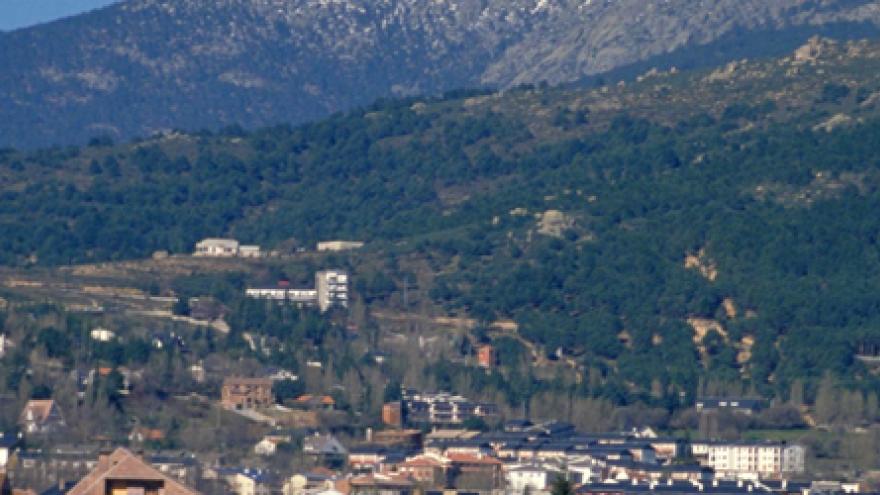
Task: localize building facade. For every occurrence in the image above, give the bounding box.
[194,238,240,257]
[221,378,274,410]
[401,390,499,426]
[316,270,349,312]
[697,442,805,479]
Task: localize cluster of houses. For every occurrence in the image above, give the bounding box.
[0,388,865,495]
[0,416,834,495]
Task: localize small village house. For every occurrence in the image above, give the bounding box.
[19,400,66,435]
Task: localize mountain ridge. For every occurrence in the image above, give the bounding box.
[4,0,880,148]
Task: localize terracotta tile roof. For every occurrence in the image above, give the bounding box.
[446,453,502,465]
[402,457,444,468]
[20,400,57,423]
[67,448,200,495]
[350,474,413,487]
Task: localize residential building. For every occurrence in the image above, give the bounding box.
[221,377,274,410]
[255,436,289,456]
[245,287,319,307]
[506,464,560,493]
[19,400,66,435]
[350,473,413,495]
[395,453,450,487]
[239,245,262,258]
[194,238,240,257]
[316,270,349,312]
[695,398,766,416]
[128,427,165,444]
[246,269,350,313]
[230,470,276,495]
[293,395,336,411]
[576,480,770,495]
[146,453,200,488]
[303,434,348,462]
[447,452,504,492]
[372,430,422,449]
[477,345,495,369]
[382,402,403,428]
[316,241,364,252]
[693,441,805,479]
[349,446,414,473]
[401,390,499,426]
[0,433,17,468]
[89,328,116,342]
[66,448,200,495]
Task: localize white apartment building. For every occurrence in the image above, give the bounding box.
[505,465,559,493]
[245,287,318,305]
[245,270,349,313]
[697,442,805,479]
[316,270,349,312]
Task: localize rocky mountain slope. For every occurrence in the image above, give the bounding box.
[3,0,880,148]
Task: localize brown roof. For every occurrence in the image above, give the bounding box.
[67,448,200,495]
[350,474,413,488]
[19,400,58,424]
[131,427,165,441]
[401,457,446,468]
[446,453,502,465]
[223,377,272,386]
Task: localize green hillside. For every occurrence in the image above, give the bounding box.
[3,37,880,402]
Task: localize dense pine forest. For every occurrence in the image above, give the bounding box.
[3,37,880,411]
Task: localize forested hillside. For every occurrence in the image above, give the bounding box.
[3,37,880,402]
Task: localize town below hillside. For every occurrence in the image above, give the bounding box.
[4,36,880,495]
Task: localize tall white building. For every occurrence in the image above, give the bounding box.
[696,441,805,479]
[316,270,349,312]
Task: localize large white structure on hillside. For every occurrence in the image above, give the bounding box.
[194,238,262,258]
[246,270,349,313]
[316,270,348,312]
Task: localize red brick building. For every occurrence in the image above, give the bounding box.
[382,402,403,427]
[221,377,273,410]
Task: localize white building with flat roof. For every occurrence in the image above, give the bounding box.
[194,238,240,257]
[316,270,348,312]
[696,441,805,479]
[239,245,263,258]
[316,241,364,252]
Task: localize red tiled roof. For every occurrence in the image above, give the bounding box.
[402,457,444,468]
[20,400,57,423]
[446,453,502,465]
[67,448,200,495]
